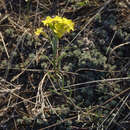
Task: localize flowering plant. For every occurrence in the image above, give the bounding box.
[35,16,74,83]
[35,16,74,70]
[34,16,75,118]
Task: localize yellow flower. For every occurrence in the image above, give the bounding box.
[42,16,53,26]
[35,28,43,36]
[42,16,74,38]
[34,27,48,38]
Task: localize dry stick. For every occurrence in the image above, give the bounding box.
[76,68,120,73]
[106,30,117,55]
[0,14,9,24]
[64,76,130,89]
[109,42,130,56]
[0,32,9,59]
[101,87,130,107]
[40,87,130,130]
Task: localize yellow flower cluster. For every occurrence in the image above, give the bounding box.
[35,16,74,38]
[35,28,43,36]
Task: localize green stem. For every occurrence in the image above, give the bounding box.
[51,34,59,70]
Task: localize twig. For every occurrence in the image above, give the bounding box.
[0,14,9,24]
[109,42,130,56]
[0,32,9,59]
[64,77,130,88]
[106,31,117,55]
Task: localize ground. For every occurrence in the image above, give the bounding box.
[0,0,130,130]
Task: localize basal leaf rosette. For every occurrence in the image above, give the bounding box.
[42,16,74,38]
